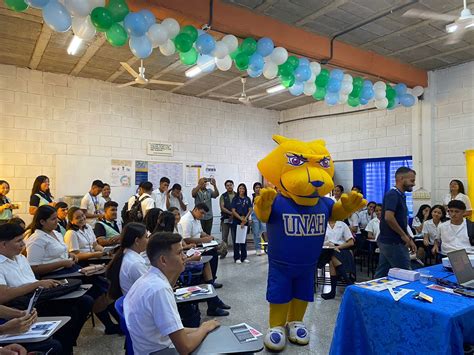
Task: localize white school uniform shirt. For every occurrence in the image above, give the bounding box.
[124,266,183,355]
[357,209,372,230]
[168,194,188,216]
[365,218,381,241]
[0,254,37,287]
[81,193,106,226]
[412,216,422,229]
[152,189,167,211]
[178,211,202,239]
[443,193,472,211]
[436,220,474,254]
[127,193,155,217]
[120,249,149,295]
[64,225,97,253]
[324,221,353,245]
[348,213,360,233]
[26,229,69,266]
[421,219,440,245]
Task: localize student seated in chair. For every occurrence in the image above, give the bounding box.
[54,202,68,237]
[124,232,220,355]
[94,201,121,247]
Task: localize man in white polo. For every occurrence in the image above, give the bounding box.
[124,232,219,355]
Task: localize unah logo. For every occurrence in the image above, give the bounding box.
[282,213,326,236]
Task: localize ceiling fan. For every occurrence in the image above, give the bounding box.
[118,60,184,88]
[403,0,474,44]
[208,77,267,106]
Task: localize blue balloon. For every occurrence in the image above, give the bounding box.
[196,33,216,55]
[327,78,342,93]
[197,55,215,73]
[249,53,264,71]
[129,35,152,59]
[395,83,407,96]
[325,92,339,106]
[289,81,304,96]
[400,93,415,107]
[363,80,373,88]
[330,69,344,81]
[124,12,148,37]
[248,68,263,78]
[27,0,49,8]
[359,97,369,105]
[361,86,375,100]
[294,65,311,82]
[42,0,71,32]
[298,57,310,67]
[256,37,274,57]
[197,29,205,36]
[138,9,156,30]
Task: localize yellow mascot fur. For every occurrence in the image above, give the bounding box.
[254,135,366,351]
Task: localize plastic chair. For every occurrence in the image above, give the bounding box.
[115,296,134,355]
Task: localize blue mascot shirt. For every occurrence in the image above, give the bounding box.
[267,194,334,266]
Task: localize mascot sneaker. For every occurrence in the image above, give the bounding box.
[264,326,286,352]
[287,321,309,345]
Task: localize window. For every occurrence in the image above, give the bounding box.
[353,156,413,217]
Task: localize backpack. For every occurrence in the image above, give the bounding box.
[123,195,150,224]
[468,219,474,246]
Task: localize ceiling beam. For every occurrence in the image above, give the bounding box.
[106,56,139,82]
[0,6,42,22]
[151,60,183,79]
[28,23,52,70]
[295,0,349,26]
[70,35,106,76]
[388,34,451,56]
[263,95,310,109]
[251,88,288,104]
[254,0,279,12]
[197,75,242,97]
[410,44,474,65]
[169,71,213,93]
[128,0,427,87]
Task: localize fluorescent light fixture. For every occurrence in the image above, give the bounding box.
[185,66,202,78]
[446,23,458,33]
[67,35,83,55]
[266,84,286,94]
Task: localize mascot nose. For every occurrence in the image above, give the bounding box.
[311,180,324,188]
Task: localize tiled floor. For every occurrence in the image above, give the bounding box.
[79,250,356,354]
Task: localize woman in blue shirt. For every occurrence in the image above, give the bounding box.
[231,183,253,264]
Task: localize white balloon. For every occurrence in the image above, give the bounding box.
[221,34,238,53]
[310,62,321,76]
[374,89,386,100]
[215,55,232,71]
[64,0,92,16]
[72,15,96,40]
[412,85,424,97]
[340,81,353,95]
[303,81,316,96]
[342,73,353,83]
[159,39,176,56]
[263,61,278,79]
[375,98,388,109]
[270,47,288,65]
[212,41,229,59]
[339,93,349,104]
[148,23,168,48]
[88,0,105,9]
[373,81,386,91]
[161,18,180,39]
[309,72,316,82]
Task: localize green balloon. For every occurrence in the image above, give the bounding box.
[320,68,330,77]
[349,86,361,98]
[278,62,293,78]
[315,72,329,88]
[240,38,257,56]
[387,98,396,109]
[348,96,360,107]
[179,47,198,65]
[174,33,193,52]
[287,56,299,70]
[234,52,249,70]
[230,49,240,60]
[106,23,128,47]
[313,86,326,100]
[106,0,129,23]
[5,0,28,11]
[91,7,113,32]
[281,74,295,88]
[386,86,396,100]
[353,77,364,88]
[180,25,198,42]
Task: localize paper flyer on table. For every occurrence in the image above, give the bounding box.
[0,321,61,342]
[355,277,409,292]
[236,226,248,243]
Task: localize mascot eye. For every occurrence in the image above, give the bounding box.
[319,157,331,168]
[286,154,307,167]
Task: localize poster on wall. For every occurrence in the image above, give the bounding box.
[135,160,184,189]
[135,161,149,186]
[204,164,217,179]
[185,164,202,187]
[110,159,132,187]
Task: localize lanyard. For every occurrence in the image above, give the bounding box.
[90,193,99,213]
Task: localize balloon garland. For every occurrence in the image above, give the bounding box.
[6,0,424,109]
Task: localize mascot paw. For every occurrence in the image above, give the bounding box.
[287,321,309,345]
[340,192,367,213]
[264,326,286,352]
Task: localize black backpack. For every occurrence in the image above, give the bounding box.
[122,195,150,224]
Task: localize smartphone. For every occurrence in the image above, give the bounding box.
[58,279,69,286]
[454,288,474,298]
[27,288,43,314]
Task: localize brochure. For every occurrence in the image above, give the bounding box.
[0,321,61,342]
[355,277,409,292]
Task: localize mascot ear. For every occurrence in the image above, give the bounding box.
[272,135,291,145]
[309,139,326,147]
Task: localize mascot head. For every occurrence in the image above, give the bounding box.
[258,135,335,206]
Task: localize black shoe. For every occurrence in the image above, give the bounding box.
[321,291,336,300]
[213,282,223,289]
[207,308,229,317]
[217,301,231,310]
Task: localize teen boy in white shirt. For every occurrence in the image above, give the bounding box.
[124,232,219,355]
[80,179,106,226]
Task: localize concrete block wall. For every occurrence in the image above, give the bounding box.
[0,64,279,222]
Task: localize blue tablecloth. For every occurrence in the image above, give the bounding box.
[330,265,474,355]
